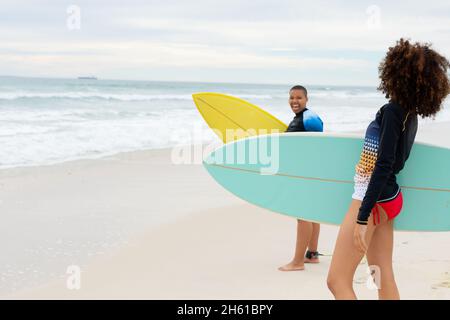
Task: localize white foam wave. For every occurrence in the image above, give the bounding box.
[0,92,281,101]
[0,92,195,101]
[0,91,384,101]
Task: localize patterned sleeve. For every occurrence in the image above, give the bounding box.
[357,105,402,224]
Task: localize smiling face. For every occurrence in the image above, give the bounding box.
[289,89,308,114]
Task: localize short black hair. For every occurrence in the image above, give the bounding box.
[290,85,307,97]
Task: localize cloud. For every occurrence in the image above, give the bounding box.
[0,0,449,84]
[0,40,370,69]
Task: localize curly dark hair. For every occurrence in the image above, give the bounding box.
[378,38,450,118]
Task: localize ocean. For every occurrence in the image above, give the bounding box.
[1,76,449,169]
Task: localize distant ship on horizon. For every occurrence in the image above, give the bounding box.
[77,76,98,80]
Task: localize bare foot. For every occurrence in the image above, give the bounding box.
[304,257,320,264]
[278,261,305,271]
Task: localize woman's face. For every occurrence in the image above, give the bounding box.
[289,89,308,114]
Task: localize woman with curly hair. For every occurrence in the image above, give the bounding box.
[327,38,450,300]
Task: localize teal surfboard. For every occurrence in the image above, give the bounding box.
[203,132,450,231]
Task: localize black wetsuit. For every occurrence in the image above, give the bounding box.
[285,108,323,133]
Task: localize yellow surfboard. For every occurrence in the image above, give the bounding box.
[192,92,288,143]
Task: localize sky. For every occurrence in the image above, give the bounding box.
[1,0,449,86]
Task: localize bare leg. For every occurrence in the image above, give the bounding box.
[327,200,380,299]
[305,223,321,263]
[366,208,400,300]
[278,219,312,271]
[308,223,320,252]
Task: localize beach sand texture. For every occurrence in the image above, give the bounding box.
[1,122,449,299]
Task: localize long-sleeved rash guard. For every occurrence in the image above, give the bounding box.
[354,102,418,225]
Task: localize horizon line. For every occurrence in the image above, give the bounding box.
[0,74,379,89]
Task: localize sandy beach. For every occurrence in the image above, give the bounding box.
[1,122,450,300]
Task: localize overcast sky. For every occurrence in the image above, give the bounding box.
[1,0,449,85]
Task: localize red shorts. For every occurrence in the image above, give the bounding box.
[372,190,403,225]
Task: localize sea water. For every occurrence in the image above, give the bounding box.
[3,76,448,169]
